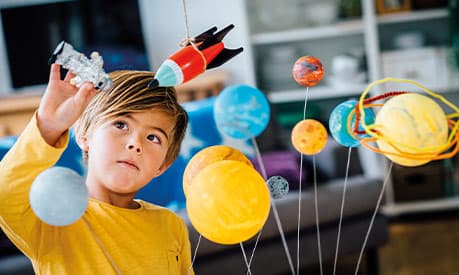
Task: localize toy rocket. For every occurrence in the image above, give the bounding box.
[148,24,243,88]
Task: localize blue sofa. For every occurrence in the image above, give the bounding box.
[0,96,388,274]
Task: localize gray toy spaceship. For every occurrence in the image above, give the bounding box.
[49,41,113,91]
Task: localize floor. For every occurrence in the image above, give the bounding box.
[298,211,459,275]
[379,211,459,275]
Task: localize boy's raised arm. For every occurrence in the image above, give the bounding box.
[37,64,97,146]
[0,64,98,253]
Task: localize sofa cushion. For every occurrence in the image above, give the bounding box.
[261,175,383,239]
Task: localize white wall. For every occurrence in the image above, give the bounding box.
[138,0,256,86]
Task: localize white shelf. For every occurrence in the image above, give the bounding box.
[267,84,368,103]
[268,83,459,104]
[251,19,364,45]
[377,8,448,25]
[383,197,459,216]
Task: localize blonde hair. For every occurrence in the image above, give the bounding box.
[74,70,188,166]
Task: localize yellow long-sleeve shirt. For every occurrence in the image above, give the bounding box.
[0,115,193,274]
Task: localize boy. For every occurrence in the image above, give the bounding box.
[0,64,193,274]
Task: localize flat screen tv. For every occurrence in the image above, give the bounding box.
[1,0,150,90]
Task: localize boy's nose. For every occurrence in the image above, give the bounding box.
[127,144,141,153]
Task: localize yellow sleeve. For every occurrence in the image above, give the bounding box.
[0,113,69,256]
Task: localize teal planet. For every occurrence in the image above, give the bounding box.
[214,85,270,139]
[329,99,375,147]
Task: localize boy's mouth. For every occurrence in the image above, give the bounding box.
[117,160,139,170]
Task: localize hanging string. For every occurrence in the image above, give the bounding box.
[354,161,394,275]
[180,1,201,274]
[180,0,202,53]
[181,0,191,42]
[179,1,292,273]
[188,234,202,275]
[332,147,353,275]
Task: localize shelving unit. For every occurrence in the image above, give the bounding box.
[267,84,368,103]
[250,4,454,99]
[383,197,459,216]
[377,7,448,24]
[251,19,364,45]
[244,1,458,216]
[247,0,384,180]
[375,7,458,217]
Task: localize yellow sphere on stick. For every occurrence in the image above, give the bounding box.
[375,93,448,167]
[186,160,270,245]
[183,145,253,196]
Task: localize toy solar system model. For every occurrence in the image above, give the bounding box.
[49,40,113,92]
[148,24,243,88]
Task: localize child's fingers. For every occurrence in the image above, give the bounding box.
[64,70,76,82]
[74,82,97,107]
[49,64,61,81]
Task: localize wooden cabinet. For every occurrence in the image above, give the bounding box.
[0,94,41,136]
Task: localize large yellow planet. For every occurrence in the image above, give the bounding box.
[182,145,253,196]
[375,93,448,167]
[186,160,271,245]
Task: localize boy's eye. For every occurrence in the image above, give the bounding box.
[114,121,128,130]
[147,134,160,143]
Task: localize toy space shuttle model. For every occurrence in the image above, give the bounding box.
[49,41,113,91]
[148,24,243,88]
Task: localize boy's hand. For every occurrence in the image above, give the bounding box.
[37,64,98,146]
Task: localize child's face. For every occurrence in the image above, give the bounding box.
[83,108,175,195]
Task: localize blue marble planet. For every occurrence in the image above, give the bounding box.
[267,175,289,199]
[214,85,270,139]
[329,99,375,147]
[30,167,88,226]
